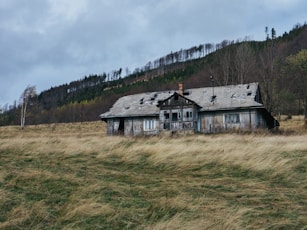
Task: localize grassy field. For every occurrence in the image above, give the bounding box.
[0,117,306,229]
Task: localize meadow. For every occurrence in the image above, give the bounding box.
[0,117,306,229]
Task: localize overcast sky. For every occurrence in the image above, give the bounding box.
[0,0,306,107]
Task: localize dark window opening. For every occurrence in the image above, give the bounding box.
[165,113,169,119]
[172,112,178,121]
[174,94,179,101]
[186,111,193,119]
[118,118,124,134]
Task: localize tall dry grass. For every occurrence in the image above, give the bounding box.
[0,118,306,229]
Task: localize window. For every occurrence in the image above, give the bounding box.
[172,112,179,121]
[144,119,156,131]
[164,112,169,120]
[225,114,240,123]
[172,112,178,121]
[186,111,193,119]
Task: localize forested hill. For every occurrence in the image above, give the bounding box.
[1,23,307,126]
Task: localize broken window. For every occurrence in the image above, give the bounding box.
[172,112,178,121]
[225,114,240,123]
[185,111,193,120]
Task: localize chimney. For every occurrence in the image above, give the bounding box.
[178,83,184,96]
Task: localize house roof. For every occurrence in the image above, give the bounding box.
[100,82,264,119]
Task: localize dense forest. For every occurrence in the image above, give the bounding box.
[1,23,307,126]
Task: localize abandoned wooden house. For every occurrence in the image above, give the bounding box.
[100,82,279,136]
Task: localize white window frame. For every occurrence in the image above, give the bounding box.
[144,119,156,131]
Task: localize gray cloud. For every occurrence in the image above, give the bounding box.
[0,0,306,107]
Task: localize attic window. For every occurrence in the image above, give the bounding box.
[183,91,190,96]
[174,94,179,101]
[247,84,250,89]
[140,98,144,104]
[150,97,155,101]
[247,92,252,96]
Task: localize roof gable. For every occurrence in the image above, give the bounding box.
[158,92,202,108]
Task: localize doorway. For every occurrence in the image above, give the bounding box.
[118,118,124,135]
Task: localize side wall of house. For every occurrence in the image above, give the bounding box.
[106,119,115,135]
[198,109,268,133]
[124,117,159,136]
[106,117,159,136]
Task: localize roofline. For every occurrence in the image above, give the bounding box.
[100,106,265,120]
[100,114,159,119]
[200,105,265,112]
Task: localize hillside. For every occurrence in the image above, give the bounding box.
[1,23,307,126]
[0,118,306,229]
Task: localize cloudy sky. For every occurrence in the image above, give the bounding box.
[0,0,306,107]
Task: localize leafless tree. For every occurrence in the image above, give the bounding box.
[259,41,277,113]
[234,43,255,84]
[215,47,234,85]
[20,85,36,129]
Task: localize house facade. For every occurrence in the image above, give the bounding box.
[100,83,279,136]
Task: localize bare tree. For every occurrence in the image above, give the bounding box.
[20,85,36,129]
[234,43,255,84]
[215,47,234,85]
[259,41,277,113]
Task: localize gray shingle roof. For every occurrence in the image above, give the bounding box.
[100,82,263,119]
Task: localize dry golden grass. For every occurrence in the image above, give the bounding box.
[279,115,306,134]
[0,118,306,229]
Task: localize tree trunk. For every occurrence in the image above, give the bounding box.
[20,101,27,129]
[21,102,24,129]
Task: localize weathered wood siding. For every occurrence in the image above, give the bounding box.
[106,117,158,136]
[106,119,114,135]
[198,109,268,133]
[124,118,144,136]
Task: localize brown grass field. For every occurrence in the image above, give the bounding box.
[0,116,306,229]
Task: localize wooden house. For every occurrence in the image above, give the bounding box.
[100,82,279,136]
